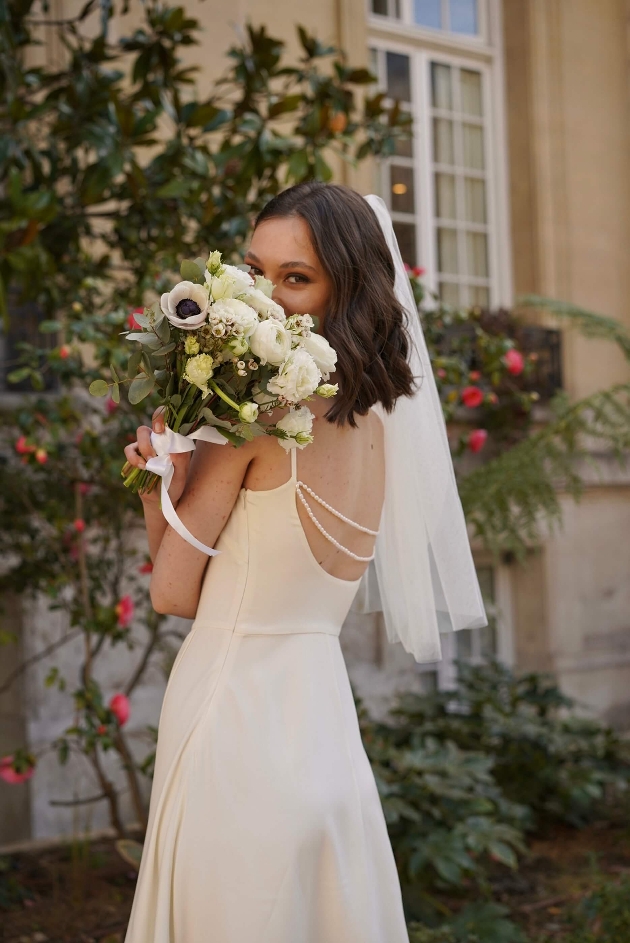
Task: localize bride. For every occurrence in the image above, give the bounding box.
[122,181,487,942]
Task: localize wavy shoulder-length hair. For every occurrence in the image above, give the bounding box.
[254,181,416,427]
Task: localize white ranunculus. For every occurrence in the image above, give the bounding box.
[276,406,315,451]
[301,332,337,381]
[267,347,321,403]
[241,288,286,321]
[184,353,214,394]
[209,298,258,337]
[249,319,292,366]
[207,264,253,301]
[160,281,210,330]
[239,402,259,423]
[315,383,338,398]
[254,275,274,298]
[184,335,200,355]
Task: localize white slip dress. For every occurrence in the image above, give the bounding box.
[123,447,410,943]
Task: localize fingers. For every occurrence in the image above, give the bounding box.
[152,405,166,434]
[123,424,157,469]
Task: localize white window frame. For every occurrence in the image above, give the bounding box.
[369,0,490,48]
[369,1,512,307]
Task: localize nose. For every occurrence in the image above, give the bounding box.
[271,288,288,316]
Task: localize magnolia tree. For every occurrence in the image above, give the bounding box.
[1,0,630,841]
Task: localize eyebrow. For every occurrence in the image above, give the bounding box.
[244,251,318,274]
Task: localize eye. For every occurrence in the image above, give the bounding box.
[246,263,263,276]
[287,273,310,285]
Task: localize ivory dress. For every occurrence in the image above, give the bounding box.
[124,448,410,942]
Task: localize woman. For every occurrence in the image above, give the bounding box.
[123,182,487,942]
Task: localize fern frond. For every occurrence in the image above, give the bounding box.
[519,296,630,362]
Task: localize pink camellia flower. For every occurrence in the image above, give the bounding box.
[0,754,35,785]
[15,436,35,454]
[468,429,488,453]
[105,397,118,415]
[109,693,130,726]
[35,448,48,464]
[138,561,154,574]
[504,349,524,376]
[74,518,86,533]
[436,368,447,379]
[59,345,70,359]
[461,386,484,408]
[412,266,425,277]
[115,594,134,628]
[469,370,482,381]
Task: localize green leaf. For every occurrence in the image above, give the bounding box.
[140,352,153,377]
[6,367,31,384]
[127,350,142,378]
[286,150,309,182]
[180,259,204,283]
[110,363,119,383]
[216,426,246,447]
[155,316,171,344]
[200,407,232,429]
[89,379,109,397]
[38,319,63,333]
[111,382,120,404]
[128,375,156,404]
[268,94,302,118]
[152,342,176,357]
[488,840,518,869]
[156,179,192,199]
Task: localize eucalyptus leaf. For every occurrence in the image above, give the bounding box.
[152,342,176,357]
[155,317,171,344]
[140,352,153,376]
[180,259,204,283]
[127,350,142,378]
[89,378,109,396]
[125,331,162,347]
[200,407,232,429]
[128,375,156,404]
[169,394,182,409]
[111,381,120,403]
[110,362,119,382]
[233,422,254,441]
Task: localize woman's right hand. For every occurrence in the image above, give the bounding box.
[123,407,192,510]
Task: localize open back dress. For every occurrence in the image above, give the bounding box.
[124,446,410,943]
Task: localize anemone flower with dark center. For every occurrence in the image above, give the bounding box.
[176,299,202,319]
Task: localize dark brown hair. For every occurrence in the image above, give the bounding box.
[254,181,416,426]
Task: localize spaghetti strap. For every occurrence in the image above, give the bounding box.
[293,447,378,563]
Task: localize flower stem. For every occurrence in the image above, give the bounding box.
[208,379,239,413]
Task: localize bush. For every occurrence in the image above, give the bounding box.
[548,877,630,943]
[387,661,630,827]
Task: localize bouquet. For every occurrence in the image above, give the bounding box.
[91,251,338,496]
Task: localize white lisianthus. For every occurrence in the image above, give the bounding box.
[249,319,292,366]
[301,332,337,380]
[209,298,259,337]
[315,383,338,398]
[241,288,286,322]
[267,347,321,403]
[160,281,210,330]
[184,335,200,355]
[206,250,222,276]
[225,336,249,357]
[276,406,315,451]
[239,402,259,423]
[207,264,253,300]
[183,353,214,394]
[254,275,274,298]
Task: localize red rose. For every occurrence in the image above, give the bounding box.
[468,429,488,453]
[15,436,35,454]
[138,561,154,574]
[109,693,130,726]
[461,386,484,408]
[412,266,425,277]
[59,345,70,359]
[504,349,524,376]
[0,754,35,785]
[114,594,134,628]
[74,518,86,533]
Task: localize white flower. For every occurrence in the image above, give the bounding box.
[184,353,214,394]
[207,264,254,300]
[249,319,292,366]
[209,297,258,338]
[241,288,286,321]
[267,347,321,403]
[239,402,259,423]
[254,275,274,298]
[225,335,249,357]
[276,406,315,451]
[315,383,338,398]
[160,281,210,330]
[184,335,200,355]
[301,332,337,381]
[206,250,222,276]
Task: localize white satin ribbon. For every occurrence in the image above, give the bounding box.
[145,424,227,556]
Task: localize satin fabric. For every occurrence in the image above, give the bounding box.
[124,453,410,942]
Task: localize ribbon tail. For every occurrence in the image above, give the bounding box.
[159,477,220,557]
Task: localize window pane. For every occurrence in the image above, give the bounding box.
[386,52,411,102]
[393,221,417,267]
[450,0,477,34]
[369,47,379,79]
[469,284,490,307]
[431,63,452,110]
[460,69,482,117]
[394,112,414,157]
[462,123,484,169]
[414,0,441,29]
[439,281,460,305]
[437,227,458,273]
[371,0,388,14]
[466,232,488,277]
[390,165,415,213]
[433,118,454,165]
[435,173,457,219]
[464,177,486,223]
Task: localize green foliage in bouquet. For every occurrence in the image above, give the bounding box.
[386,661,630,829]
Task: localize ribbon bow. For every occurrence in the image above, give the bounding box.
[145,424,227,556]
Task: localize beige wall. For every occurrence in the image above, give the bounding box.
[503,0,630,400]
